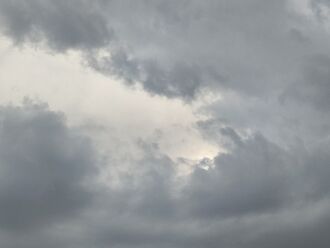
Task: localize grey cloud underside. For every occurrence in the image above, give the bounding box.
[0,0,111,50]
[2,0,330,100]
[82,136,330,248]
[1,103,330,248]
[1,0,330,247]
[0,102,97,232]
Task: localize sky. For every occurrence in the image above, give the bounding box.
[0,0,330,247]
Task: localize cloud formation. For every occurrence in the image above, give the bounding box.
[1,0,327,99]
[0,101,97,232]
[1,0,330,247]
[0,102,330,247]
[80,134,330,248]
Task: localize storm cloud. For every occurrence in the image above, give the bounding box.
[0,102,330,247]
[1,0,330,247]
[1,0,328,99]
[0,101,97,232]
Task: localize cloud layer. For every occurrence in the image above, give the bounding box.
[0,102,329,248]
[0,101,97,233]
[1,0,330,247]
[1,0,325,99]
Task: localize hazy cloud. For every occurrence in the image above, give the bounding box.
[1,0,330,247]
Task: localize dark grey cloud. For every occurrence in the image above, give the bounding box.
[87,50,221,99]
[52,132,330,248]
[1,0,330,247]
[0,100,98,232]
[184,134,292,218]
[0,103,330,247]
[1,0,326,100]
[0,0,112,50]
[282,54,330,111]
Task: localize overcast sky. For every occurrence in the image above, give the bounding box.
[0,0,330,247]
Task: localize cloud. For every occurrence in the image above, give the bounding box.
[184,134,292,218]
[0,0,111,50]
[282,54,330,111]
[1,0,330,247]
[0,102,330,247]
[0,100,98,232]
[0,0,325,99]
[65,132,330,248]
[95,133,330,248]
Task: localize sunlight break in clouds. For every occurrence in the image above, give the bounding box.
[1,0,330,247]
